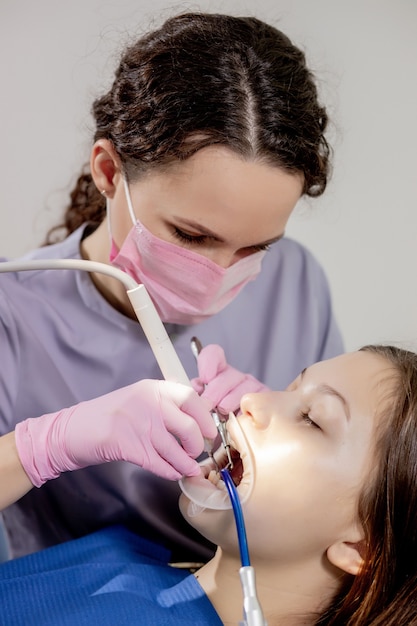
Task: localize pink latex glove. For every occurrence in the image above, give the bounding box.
[191,344,270,415]
[15,379,217,485]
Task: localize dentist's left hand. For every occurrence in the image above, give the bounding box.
[15,380,217,484]
[192,344,270,415]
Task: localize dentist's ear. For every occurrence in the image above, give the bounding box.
[90,139,122,198]
[327,540,366,576]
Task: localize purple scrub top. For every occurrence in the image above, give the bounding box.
[0,225,343,561]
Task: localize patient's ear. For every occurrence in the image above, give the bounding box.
[327,540,365,576]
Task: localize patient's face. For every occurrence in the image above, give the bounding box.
[180,351,394,562]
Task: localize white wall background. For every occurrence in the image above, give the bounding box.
[1,0,416,352]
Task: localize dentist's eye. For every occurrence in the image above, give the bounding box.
[300,412,320,429]
[248,242,271,253]
[172,227,208,246]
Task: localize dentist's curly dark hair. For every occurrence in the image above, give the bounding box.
[46,12,331,243]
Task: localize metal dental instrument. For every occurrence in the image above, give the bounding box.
[190,336,234,471]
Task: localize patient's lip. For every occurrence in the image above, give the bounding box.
[178,413,254,511]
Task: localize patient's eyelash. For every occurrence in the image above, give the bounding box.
[300,412,320,429]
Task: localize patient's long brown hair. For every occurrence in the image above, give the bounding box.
[315,344,417,625]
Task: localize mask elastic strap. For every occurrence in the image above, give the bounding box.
[106,178,137,250]
[122,177,137,225]
[105,196,112,243]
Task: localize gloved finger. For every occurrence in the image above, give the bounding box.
[159,402,211,458]
[134,440,200,480]
[196,345,227,383]
[153,435,202,478]
[212,376,270,415]
[201,367,246,408]
[103,408,202,479]
[161,381,217,441]
[190,377,205,396]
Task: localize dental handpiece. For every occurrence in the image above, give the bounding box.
[126,286,215,455]
[190,337,233,471]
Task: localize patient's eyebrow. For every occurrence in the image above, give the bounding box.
[300,368,351,421]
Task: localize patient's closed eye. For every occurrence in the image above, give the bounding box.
[300,412,320,429]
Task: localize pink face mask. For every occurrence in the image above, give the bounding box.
[108,179,265,325]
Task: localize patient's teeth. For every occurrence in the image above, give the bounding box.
[208,470,219,485]
[208,470,226,489]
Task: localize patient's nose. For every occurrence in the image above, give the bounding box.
[240,392,276,428]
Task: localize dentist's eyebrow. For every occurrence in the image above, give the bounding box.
[300,368,351,421]
[173,217,285,247]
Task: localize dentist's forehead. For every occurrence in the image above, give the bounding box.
[147,146,303,244]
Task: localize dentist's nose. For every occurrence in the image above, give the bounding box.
[209,246,254,268]
[210,250,240,268]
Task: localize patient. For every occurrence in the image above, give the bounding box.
[1,344,417,625]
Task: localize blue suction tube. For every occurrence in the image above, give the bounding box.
[220,468,250,567]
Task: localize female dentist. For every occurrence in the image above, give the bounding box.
[0,12,343,563]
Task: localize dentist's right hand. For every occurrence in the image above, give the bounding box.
[15,380,217,485]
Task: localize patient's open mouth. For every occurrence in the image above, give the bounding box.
[207,442,243,487]
[229,447,244,486]
[179,413,253,511]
